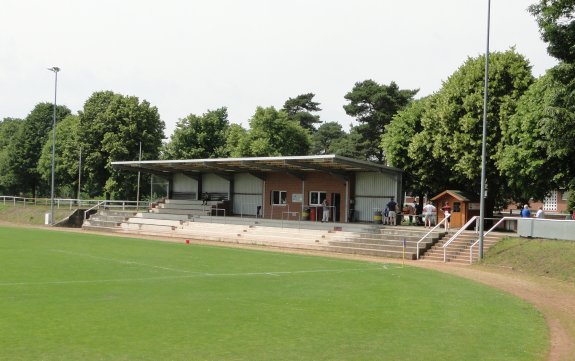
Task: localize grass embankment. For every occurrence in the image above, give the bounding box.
[0,227,547,361]
[480,237,575,283]
[0,204,78,225]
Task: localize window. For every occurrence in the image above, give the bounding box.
[271,191,287,205]
[309,191,327,206]
[453,202,461,212]
[544,191,558,211]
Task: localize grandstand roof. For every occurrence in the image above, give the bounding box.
[111,154,402,179]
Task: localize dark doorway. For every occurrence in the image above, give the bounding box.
[331,193,341,222]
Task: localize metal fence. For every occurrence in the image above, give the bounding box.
[0,196,149,211]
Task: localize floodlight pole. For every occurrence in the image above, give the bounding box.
[48,66,60,225]
[136,141,142,210]
[479,0,491,259]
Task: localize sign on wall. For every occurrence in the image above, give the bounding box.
[292,193,303,203]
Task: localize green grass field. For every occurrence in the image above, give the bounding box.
[0,226,548,360]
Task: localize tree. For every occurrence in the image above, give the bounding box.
[529,0,575,63]
[328,126,364,159]
[7,103,71,197]
[427,49,534,211]
[0,118,23,194]
[79,91,165,199]
[162,108,230,160]
[343,80,418,163]
[37,115,81,198]
[225,124,248,158]
[381,49,534,212]
[282,93,322,132]
[498,64,575,203]
[231,107,311,157]
[382,96,445,198]
[311,122,346,155]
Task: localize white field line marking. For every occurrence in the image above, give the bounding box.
[0,265,401,287]
[51,249,199,274]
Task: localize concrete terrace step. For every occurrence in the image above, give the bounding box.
[150,208,212,216]
[84,219,122,228]
[328,237,434,249]
[126,218,184,227]
[136,212,191,221]
[158,203,216,211]
[328,240,423,254]
[164,199,220,205]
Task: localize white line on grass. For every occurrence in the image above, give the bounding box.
[51,249,201,274]
[0,265,403,287]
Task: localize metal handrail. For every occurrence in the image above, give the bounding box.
[442,216,478,262]
[84,201,105,221]
[469,216,516,264]
[416,215,451,260]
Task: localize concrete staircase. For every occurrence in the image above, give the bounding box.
[419,230,509,264]
[150,198,229,217]
[82,209,454,260]
[327,227,447,260]
[83,210,137,231]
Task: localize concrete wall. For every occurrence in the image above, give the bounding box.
[517,218,575,241]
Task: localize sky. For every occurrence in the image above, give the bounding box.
[0,0,558,139]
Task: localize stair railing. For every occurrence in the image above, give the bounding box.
[442,216,478,262]
[416,214,451,260]
[83,201,105,221]
[468,216,516,264]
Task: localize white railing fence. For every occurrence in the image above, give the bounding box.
[442,216,479,262]
[416,214,451,260]
[469,217,517,264]
[0,195,150,220]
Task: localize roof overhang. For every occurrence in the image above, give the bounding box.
[111,154,403,179]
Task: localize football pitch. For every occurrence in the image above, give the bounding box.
[0,226,547,360]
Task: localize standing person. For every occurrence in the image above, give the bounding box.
[408,203,416,225]
[441,201,452,230]
[521,204,531,218]
[423,201,436,228]
[321,198,330,222]
[386,197,397,226]
[383,206,389,225]
[402,203,411,225]
[415,201,423,226]
[535,206,544,218]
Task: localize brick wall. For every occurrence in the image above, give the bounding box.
[264,172,349,222]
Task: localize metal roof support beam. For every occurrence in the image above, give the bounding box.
[248,172,267,181]
[245,162,284,172]
[212,172,233,181]
[181,171,201,181]
[335,157,392,173]
[202,162,245,173]
[286,171,305,181]
[114,165,173,180]
[284,160,349,181]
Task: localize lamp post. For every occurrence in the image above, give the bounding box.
[48,66,60,225]
[479,0,491,259]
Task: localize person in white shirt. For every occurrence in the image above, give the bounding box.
[422,201,436,228]
[321,198,330,222]
[535,207,544,218]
